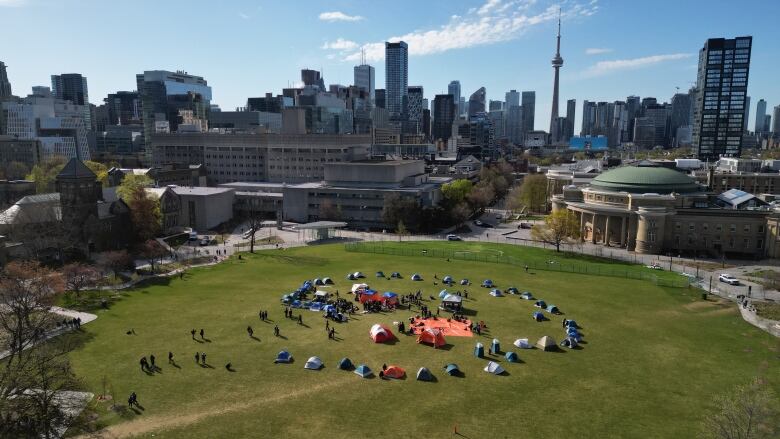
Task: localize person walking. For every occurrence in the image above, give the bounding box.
[168,351,174,364]
[150,354,156,368]
[298,314,302,325]
[201,353,207,365]
[325,320,329,331]
[247,326,254,337]
[200,328,205,339]
[191,329,196,339]
[139,357,146,371]
[274,325,279,337]
[195,352,200,363]
[524,265,529,273]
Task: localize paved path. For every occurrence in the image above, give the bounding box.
[0,307,97,361]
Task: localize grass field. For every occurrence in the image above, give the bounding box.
[65,243,780,438]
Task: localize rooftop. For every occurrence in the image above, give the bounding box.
[591,163,701,194]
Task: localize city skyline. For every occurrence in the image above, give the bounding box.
[1,0,778,134]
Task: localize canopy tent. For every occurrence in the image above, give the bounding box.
[376,271,385,278]
[438,290,449,299]
[416,367,434,382]
[513,338,532,349]
[338,357,354,370]
[535,300,547,308]
[505,351,519,363]
[481,279,494,287]
[313,278,324,286]
[384,365,405,379]
[490,338,501,354]
[506,287,519,295]
[460,279,469,285]
[536,336,557,351]
[442,294,463,304]
[359,290,383,304]
[417,328,446,348]
[411,273,423,281]
[532,311,544,322]
[561,337,579,349]
[546,305,560,314]
[274,350,292,363]
[489,289,503,297]
[484,361,505,375]
[304,356,323,370]
[444,363,460,376]
[474,342,484,358]
[369,324,394,343]
[323,277,334,285]
[442,275,454,284]
[440,294,463,312]
[520,291,534,300]
[391,272,402,278]
[354,364,373,378]
[382,292,398,305]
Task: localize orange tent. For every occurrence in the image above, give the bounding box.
[384,365,405,379]
[417,328,446,348]
[359,290,382,303]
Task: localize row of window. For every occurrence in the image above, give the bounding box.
[674,222,764,234]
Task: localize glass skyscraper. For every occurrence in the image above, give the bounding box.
[353,64,375,104]
[51,73,90,126]
[692,36,752,160]
[384,41,408,118]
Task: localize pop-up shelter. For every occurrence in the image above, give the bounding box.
[561,337,579,349]
[359,289,383,303]
[535,300,547,308]
[354,364,373,378]
[351,283,369,293]
[338,357,354,370]
[536,336,557,351]
[444,363,460,375]
[274,350,292,363]
[513,338,532,349]
[416,367,433,381]
[474,342,485,358]
[417,328,446,348]
[323,277,334,285]
[506,287,519,295]
[484,361,505,375]
[304,356,323,370]
[384,365,405,379]
[490,338,501,354]
[440,294,463,312]
[369,324,394,343]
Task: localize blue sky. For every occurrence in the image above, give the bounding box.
[1,0,778,133]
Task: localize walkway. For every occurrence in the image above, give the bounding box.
[0,307,97,361]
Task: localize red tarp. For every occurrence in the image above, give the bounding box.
[411,317,473,337]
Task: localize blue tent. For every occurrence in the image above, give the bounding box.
[383,292,398,299]
[474,342,484,358]
[489,289,503,297]
[391,272,402,278]
[561,337,579,348]
[505,351,519,363]
[520,291,533,300]
[442,275,453,284]
[338,357,354,370]
[444,363,460,375]
[568,333,583,342]
[411,273,422,281]
[535,300,547,308]
[416,367,434,382]
[490,338,501,354]
[354,364,373,378]
[566,327,580,337]
[546,305,560,314]
[291,300,302,308]
[322,304,336,314]
[482,279,494,287]
[565,319,578,329]
[274,350,292,363]
[506,287,519,294]
[309,302,322,311]
[460,279,469,285]
[439,290,449,299]
[376,271,385,277]
[533,311,544,322]
[281,294,292,303]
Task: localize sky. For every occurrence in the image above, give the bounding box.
[1,0,778,133]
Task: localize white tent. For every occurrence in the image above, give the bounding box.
[314,290,329,297]
[304,356,323,370]
[536,336,557,351]
[483,361,505,375]
[489,289,503,297]
[513,338,532,349]
[351,283,369,293]
[442,294,462,304]
[353,272,364,278]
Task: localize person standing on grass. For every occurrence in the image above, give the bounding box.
[195,352,200,363]
[168,352,174,364]
[201,353,207,365]
[139,357,146,371]
[150,354,156,368]
[325,320,329,331]
[247,326,254,337]
[274,325,280,337]
[200,328,205,339]
[298,314,302,325]
[191,329,196,339]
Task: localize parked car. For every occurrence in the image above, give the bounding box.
[474,220,494,228]
[519,222,532,229]
[718,273,740,285]
[446,234,462,241]
[200,236,211,246]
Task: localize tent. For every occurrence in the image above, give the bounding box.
[513,338,532,349]
[384,365,405,379]
[505,351,519,363]
[338,357,354,370]
[313,278,324,286]
[351,283,369,293]
[354,364,373,378]
[546,304,560,314]
[417,328,446,348]
[274,350,292,363]
[474,342,484,358]
[506,287,519,295]
[304,356,323,370]
[353,272,365,278]
[369,324,394,343]
[347,273,356,280]
[444,363,460,376]
[532,311,544,322]
[489,289,503,297]
[482,279,494,287]
[536,336,557,351]
[561,337,579,349]
[534,300,547,308]
[314,290,329,298]
[391,272,402,278]
[520,291,534,300]
[566,327,580,337]
[376,271,385,278]
[322,304,336,315]
[281,294,292,304]
[490,338,501,354]
[416,367,434,382]
[460,278,469,285]
[309,302,323,312]
[291,300,302,308]
[323,277,334,285]
[565,319,578,329]
[382,292,398,305]
[359,290,382,304]
[442,275,453,284]
[438,290,450,299]
[411,273,423,281]
[484,361,505,375]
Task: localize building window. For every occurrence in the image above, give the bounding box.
[648,230,656,243]
[757,239,764,249]
[729,224,736,232]
[703,223,709,231]
[675,222,681,230]
[744,238,750,249]
[758,225,764,234]
[689,223,695,231]
[743,225,750,233]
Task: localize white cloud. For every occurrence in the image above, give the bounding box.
[321,38,359,51]
[585,47,612,55]
[322,0,598,62]
[0,0,27,6]
[318,11,364,22]
[239,12,250,20]
[584,53,693,77]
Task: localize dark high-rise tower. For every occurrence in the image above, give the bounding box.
[51,73,89,105]
[385,41,408,118]
[692,36,752,160]
[549,10,563,139]
[432,94,456,143]
[0,61,11,99]
[468,87,486,119]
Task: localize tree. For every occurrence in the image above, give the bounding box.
[450,202,471,228]
[396,221,408,235]
[84,160,109,187]
[127,187,161,242]
[531,210,581,252]
[4,161,30,180]
[507,174,548,214]
[99,250,133,280]
[62,263,101,295]
[140,239,168,273]
[441,179,473,205]
[26,157,66,193]
[466,183,495,213]
[701,377,780,439]
[382,194,420,232]
[116,173,153,202]
[318,199,342,221]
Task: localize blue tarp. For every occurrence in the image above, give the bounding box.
[383,292,398,298]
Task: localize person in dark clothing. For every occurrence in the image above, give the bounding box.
[195,352,200,363]
[139,357,147,371]
[274,325,279,337]
[191,329,196,339]
[200,329,205,339]
[201,353,207,365]
[168,352,174,364]
[247,326,254,337]
[298,314,302,325]
[225,363,232,371]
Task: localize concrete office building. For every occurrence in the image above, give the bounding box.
[151,132,371,185]
[385,41,408,117]
[521,91,535,136]
[209,110,281,133]
[0,136,41,170]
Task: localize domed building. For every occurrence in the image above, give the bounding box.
[550,161,777,256]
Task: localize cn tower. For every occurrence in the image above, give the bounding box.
[549,9,563,137]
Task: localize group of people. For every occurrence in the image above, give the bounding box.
[258,310,269,320]
[190,328,206,340]
[59,317,82,329]
[139,355,157,372]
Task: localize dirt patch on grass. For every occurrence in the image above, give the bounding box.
[683,298,734,314]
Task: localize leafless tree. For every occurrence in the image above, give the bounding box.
[700,377,780,439]
[140,240,168,273]
[62,263,101,296]
[97,250,134,280]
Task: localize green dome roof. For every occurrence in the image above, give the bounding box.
[591,164,700,194]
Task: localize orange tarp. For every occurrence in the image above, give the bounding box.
[411,318,473,337]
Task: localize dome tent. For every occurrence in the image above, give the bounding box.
[484,361,505,375]
[520,291,533,300]
[505,351,519,363]
[417,328,446,348]
[460,279,469,285]
[304,356,323,370]
[384,365,405,379]
[323,277,334,285]
[513,338,532,349]
[489,289,503,297]
[444,363,460,376]
[354,364,373,378]
[411,273,423,281]
[338,357,354,370]
[439,289,450,299]
[369,324,394,343]
[533,311,544,322]
[376,271,385,278]
[561,337,579,349]
[490,338,501,355]
[274,350,292,363]
[536,336,557,351]
[442,275,454,284]
[481,279,494,288]
[416,367,434,382]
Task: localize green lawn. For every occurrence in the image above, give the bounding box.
[66,243,780,438]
